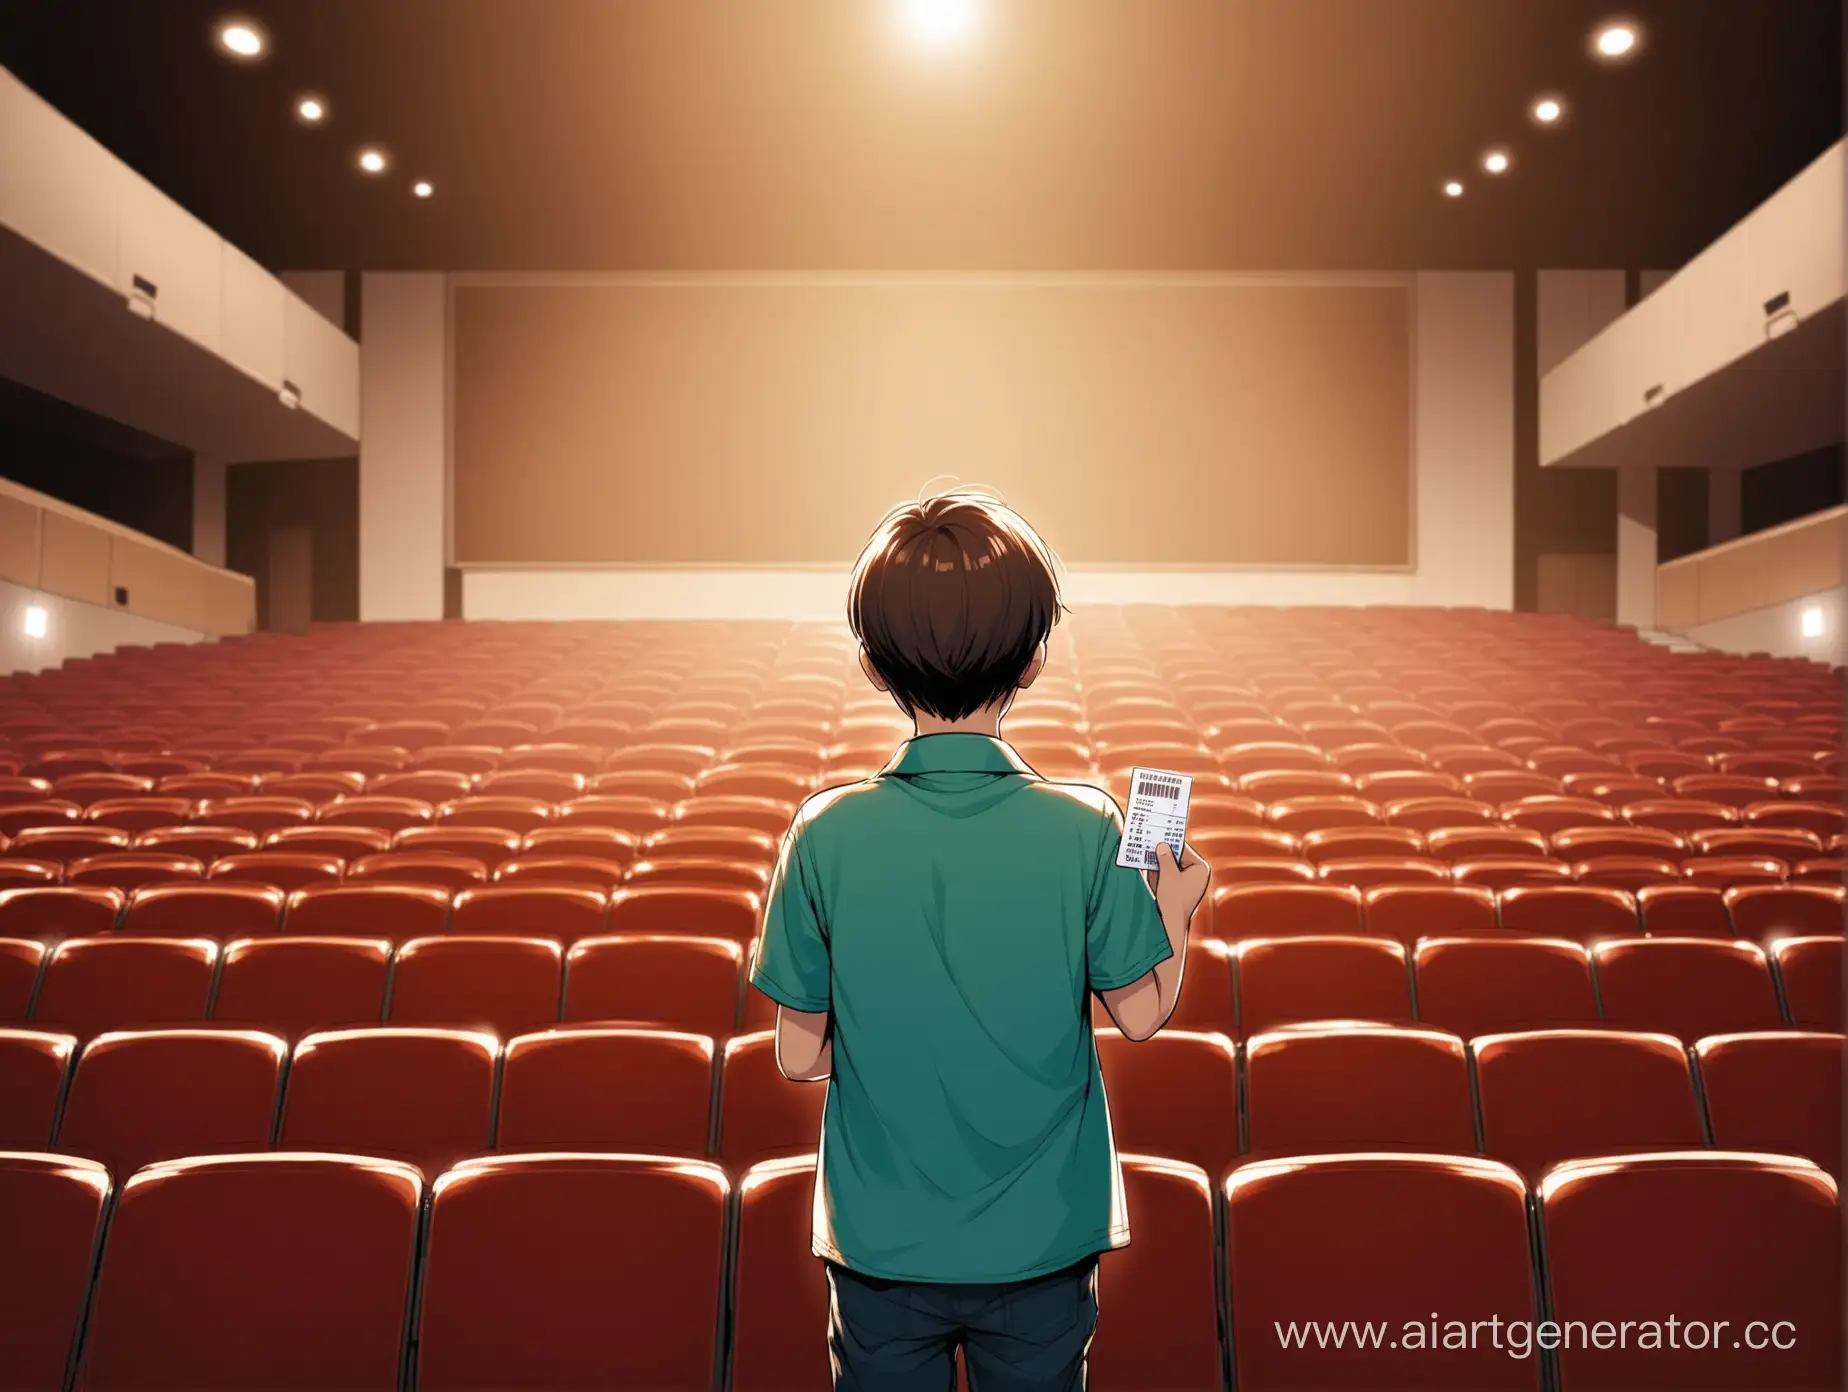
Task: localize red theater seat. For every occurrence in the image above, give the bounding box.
[285,883,451,945]
[719,1030,827,1166]
[388,936,564,1037]
[492,853,631,888]
[393,824,524,865]
[0,1154,112,1392]
[8,824,129,861]
[0,857,58,891]
[280,1026,499,1177]
[0,1026,75,1147]
[0,885,123,941]
[450,883,607,944]
[266,824,394,860]
[1623,799,1737,834]
[522,824,642,862]
[1190,827,1299,866]
[1299,825,1425,862]
[416,1154,729,1392]
[209,849,346,890]
[1243,1022,1475,1156]
[673,795,798,836]
[608,884,762,942]
[1363,882,1498,943]
[1413,936,1598,1037]
[1593,938,1783,1041]
[1772,937,1842,1030]
[1682,854,1788,887]
[730,1156,830,1391]
[0,937,46,1017]
[1235,935,1413,1034]
[365,770,479,805]
[55,1027,287,1176]
[319,794,438,831]
[1383,795,1499,832]
[1538,1152,1842,1392]
[641,824,772,861]
[565,934,745,1037]
[1671,772,1780,808]
[83,797,195,833]
[1497,884,1637,943]
[1224,1154,1536,1391]
[554,794,671,835]
[1210,882,1361,939]
[1317,856,1451,889]
[32,936,217,1042]
[1635,883,1731,938]
[439,794,555,832]
[195,795,319,834]
[1500,795,1618,835]
[1696,1031,1843,1182]
[1724,883,1844,947]
[122,882,285,938]
[213,936,392,1038]
[75,1153,422,1392]
[137,824,262,862]
[1473,1028,1703,1180]
[1693,825,1824,862]
[66,851,204,891]
[497,1026,714,1155]
[624,855,772,892]
[346,850,491,890]
[1550,824,1687,863]
[1450,856,1575,891]
[1094,1028,1238,1176]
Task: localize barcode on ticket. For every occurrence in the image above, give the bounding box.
[1136,776,1185,800]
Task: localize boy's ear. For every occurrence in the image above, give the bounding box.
[858,647,890,692]
[1017,643,1047,691]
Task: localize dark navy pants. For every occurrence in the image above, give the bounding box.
[826,1257,1099,1391]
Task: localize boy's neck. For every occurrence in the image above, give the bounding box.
[911,704,1009,741]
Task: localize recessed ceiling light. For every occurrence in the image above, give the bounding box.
[1483,149,1512,175]
[1443,180,1465,198]
[216,19,265,59]
[412,181,434,199]
[1532,96,1564,124]
[896,0,981,50]
[1592,19,1641,60]
[296,95,327,124]
[358,148,388,175]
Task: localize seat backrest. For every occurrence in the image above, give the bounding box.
[1092,1157,1223,1390]
[31,936,218,1042]
[1496,884,1638,944]
[1413,936,1598,1037]
[213,936,392,1038]
[0,885,124,942]
[0,936,46,1017]
[1635,883,1732,938]
[1771,936,1843,1031]
[1235,935,1413,1035]
[498,1026,715,1156]
[731,1156,828,1392]
[1362,883,1497,943]
[1695,1031,1844,1183]
[0,1154,111,1392]
[0,1026,77,1148]
[1473,1028,1703,1181]
[719,1030,828,1166]
[76,1153,422,1391]
[563,933,745,1038]
[450,884,608,945]
[122,882,286,940]
[279,1026,500,1177]
[1723,883,1845,947]
[1224,1154,1537,1390]
[607,885,764,943]
[284,883,451,945]
[387,935,563,1037]
[1538,1152,1841,1391]
[1243,1023,1476,1156]
[1094,1029,1238,1177]
[1210,883,1362,941]
[418,1154,728,1392]
[1592,937,1784,1041]
[56,1027,287,1177]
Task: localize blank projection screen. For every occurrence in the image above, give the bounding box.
[451,278,1412,567]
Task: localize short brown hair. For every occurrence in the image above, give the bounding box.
[847,492,1064,721]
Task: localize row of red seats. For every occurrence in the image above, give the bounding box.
[6,1143,1840,1389]
[4,1016,1836,1185]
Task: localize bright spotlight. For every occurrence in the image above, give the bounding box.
[897,0,981,49]
[357,148,388,175]
[1532,97,1563,124]
[1801,606,1825,639]
[216,19,265,58]
[412,180,434,199]
[1443,180,1465,198]
[296,96,327,124]
[22,605,47,640]
[1593,20,1641,60]
[1483,149,1512,175]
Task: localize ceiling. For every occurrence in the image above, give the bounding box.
[0,0,1839,273]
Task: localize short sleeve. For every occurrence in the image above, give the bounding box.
[1085,799,1173,992]
[750,820,832,1012]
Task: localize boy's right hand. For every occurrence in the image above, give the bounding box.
[1147,842,1210,921]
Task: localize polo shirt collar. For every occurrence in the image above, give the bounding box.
[881,734,1037,777]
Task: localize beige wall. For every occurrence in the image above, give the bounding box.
[460,271,1516,618]
[1657,505,1844,634]
[0,579,207,676]
[359,273,447,620]
[451,275,1414,569]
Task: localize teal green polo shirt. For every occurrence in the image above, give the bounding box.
[749,732,1173,1283]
